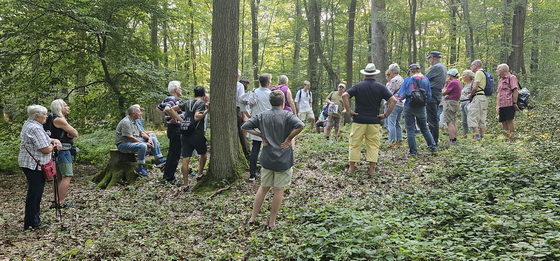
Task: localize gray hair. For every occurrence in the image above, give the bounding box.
[128,104,141,116]
[27,105,48,120]
[498,63,509,71]
[168,81,181,94]
[50,99,66,119]
[462,70,475,80]
[278,75,289,85]
[471,60,483,68]
[388,63,400,74]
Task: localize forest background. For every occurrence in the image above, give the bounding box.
[1,0,560,259]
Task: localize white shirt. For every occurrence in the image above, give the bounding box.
[236,82,245,108]
[295,89,312,111]
[246,87,272,141]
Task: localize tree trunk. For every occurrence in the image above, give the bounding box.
[189,0,198,84]
[292,0,303,79]
[305,0,320,111]
[506,0,528,75]
[501,0,512,62]
[151,14,159,67]
[449,2,458,65]
[201,0,245,189]
[409,0,417,64]
[462,0,475,61]
[92,150,141,189]
[371,0,387,84]
[529,1,538,80]
[251,0,260,87]
[346,0,357,88]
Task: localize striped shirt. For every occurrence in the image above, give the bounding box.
[157,95,183,125]
[497,73,519,108]
[18,119,52,170]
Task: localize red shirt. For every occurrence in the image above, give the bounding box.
[497,73,518,108]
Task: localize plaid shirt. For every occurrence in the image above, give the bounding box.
[497,73,518,108]
[18,119,52,170]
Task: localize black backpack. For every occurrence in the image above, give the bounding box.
[408,78,427,107]
[43,113,54,137]
[180,99,202,135]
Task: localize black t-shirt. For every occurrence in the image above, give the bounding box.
[50,114,74,145]
[346,78,393,124]
[178,99,207,134]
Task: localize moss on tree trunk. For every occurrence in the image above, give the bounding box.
[92,149,139,189]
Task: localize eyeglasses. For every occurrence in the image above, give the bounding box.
[386,74,391,76]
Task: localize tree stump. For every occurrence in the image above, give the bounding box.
[92,149,139,189]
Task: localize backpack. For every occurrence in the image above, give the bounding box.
[322,104,329,118]
[239,89,258,106]
[180,99,202,135]
[480,70,494,96]
[271,85,291,110]
[295,89,312,105]
[43,113,54,137]
[517,84,530,110]
[408,78,427,107]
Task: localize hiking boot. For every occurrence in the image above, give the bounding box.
[135,167,148,177]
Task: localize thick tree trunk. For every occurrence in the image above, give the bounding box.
[305,0,320,109]
[507,0,528,75]
[371,0,387,84]
[202,0,245,189]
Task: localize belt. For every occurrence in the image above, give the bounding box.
[475,93,485,96]
[460,99,469,102]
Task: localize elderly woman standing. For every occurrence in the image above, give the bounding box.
[50,99,79,208]
[19,105,62,230]
[460,70,475,139]
[385,63,405,148]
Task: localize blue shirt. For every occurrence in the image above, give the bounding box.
[345,78,393,124]
[397,75,432,106]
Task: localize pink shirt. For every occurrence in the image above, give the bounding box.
[444,79,462,101]
[497,73,518,108]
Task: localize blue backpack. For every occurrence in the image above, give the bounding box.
[480,70,494,96]
[322,104,329,118]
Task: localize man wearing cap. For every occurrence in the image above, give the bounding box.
[115,104,164,177]
[324,83,347,139]
[442,68,462,144]
[466,60,488,141]
[397,64,437,156]
[425,51,447,145]
[495,63,520,142]
[342,63,397,175]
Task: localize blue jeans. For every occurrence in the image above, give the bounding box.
[139,134,163,158]
[22,168,45,229]
[386,105,404,142]
[164,125,181,182]
[117,142,147,164]
[404,106,437,155]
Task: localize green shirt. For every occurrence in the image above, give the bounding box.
[327,91,344,117]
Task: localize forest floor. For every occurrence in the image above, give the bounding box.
[1,103,559,260]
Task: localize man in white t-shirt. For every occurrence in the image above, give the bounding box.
[294,81,315,130]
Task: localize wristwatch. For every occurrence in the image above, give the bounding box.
[513,102,517,104]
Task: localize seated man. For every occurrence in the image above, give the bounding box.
[115,104,166,177]
[135,118,166,167]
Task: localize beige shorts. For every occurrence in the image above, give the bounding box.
[467,95,488,128]
[260,167,293,188]
[443,100,460,123]
[298,109,315,121]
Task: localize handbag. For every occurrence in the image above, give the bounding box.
[24,146,57,180]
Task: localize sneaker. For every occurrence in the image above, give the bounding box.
[155,158,167,168]
[408,153,417,157]
[135,167,149,177]
[25,223,49,231]
[249,173,256,181]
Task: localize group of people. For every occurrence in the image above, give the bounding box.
[19,99,78,230]
[18,53,521,231]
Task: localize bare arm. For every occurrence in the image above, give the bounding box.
[164,105,182,122]
[39,139,62,154]
[342,92,356,117]
[286,89,297,115]
[468,81,480,98]
[53,118,79,138]
[379,96,397,119]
